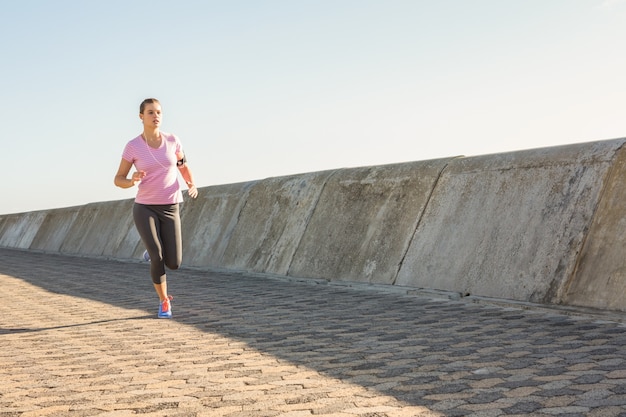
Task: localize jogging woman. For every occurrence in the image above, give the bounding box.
[114,98,198,318]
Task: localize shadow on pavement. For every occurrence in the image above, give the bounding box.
[0,316,153,334]
[3,248,626,415]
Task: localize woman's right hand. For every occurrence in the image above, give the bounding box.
[131,171,146,186]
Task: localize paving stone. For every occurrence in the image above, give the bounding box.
[2,248,626,416]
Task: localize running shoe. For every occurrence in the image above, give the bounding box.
[158,295,173,319]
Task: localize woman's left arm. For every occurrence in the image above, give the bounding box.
[176,153,198,198]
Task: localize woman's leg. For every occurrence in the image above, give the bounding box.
[133,203,167,286]
[133,203,172,318]
[159,204,182,272]
[154,204,181,318]
[133,203,182,317]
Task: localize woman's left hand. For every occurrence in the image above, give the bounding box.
[187,185,198,199]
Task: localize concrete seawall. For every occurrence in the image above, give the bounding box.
[3,138,626,312]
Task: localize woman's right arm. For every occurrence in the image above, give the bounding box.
[114,158,145,188]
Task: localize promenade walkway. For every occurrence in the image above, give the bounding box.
[1,248,626,417]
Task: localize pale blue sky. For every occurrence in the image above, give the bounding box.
[1,0,625,214]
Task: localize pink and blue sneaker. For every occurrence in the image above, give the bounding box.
[158,295,173,319]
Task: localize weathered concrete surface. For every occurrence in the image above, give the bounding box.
[59,200,137,257]
[181,172,334,275]
[288,159,453,284]
[180,181,256,268]
[29,206,80,253]
[0,210,47,249]
[220,172,334,275]
[563,144,626,310]
[3,138,626,312]
[395,140,623,305]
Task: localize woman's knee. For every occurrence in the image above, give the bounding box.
[165,258,182,270]
[151,272,166,284]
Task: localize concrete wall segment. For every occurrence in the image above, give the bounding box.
[288,159,454,284]
[30,207,80,252]
[180,181,257,268]
[114,217,143,259]
[0,211,47,249]
[59,200,135,256]
[564,142,626,310]
[99,200,138,257]
[0,217,5,245]
[219,171,335,275]
[395,139,625,303]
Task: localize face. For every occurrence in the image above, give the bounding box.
[140,102,162,128]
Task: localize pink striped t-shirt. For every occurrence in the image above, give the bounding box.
[122,132,184,205]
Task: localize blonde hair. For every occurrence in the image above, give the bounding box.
[140,98,160,114]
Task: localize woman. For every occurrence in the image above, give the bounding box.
[114,98,198,318]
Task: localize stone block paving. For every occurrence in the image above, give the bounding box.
[1,248,626,417]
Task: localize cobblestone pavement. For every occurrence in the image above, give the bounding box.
[2,248,626,417]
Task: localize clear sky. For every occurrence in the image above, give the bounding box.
[1,0,625,215]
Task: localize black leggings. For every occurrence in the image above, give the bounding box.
[133,203,182,284]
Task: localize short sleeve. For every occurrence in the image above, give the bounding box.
[174,134,183,155]
[122,141,136,163]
